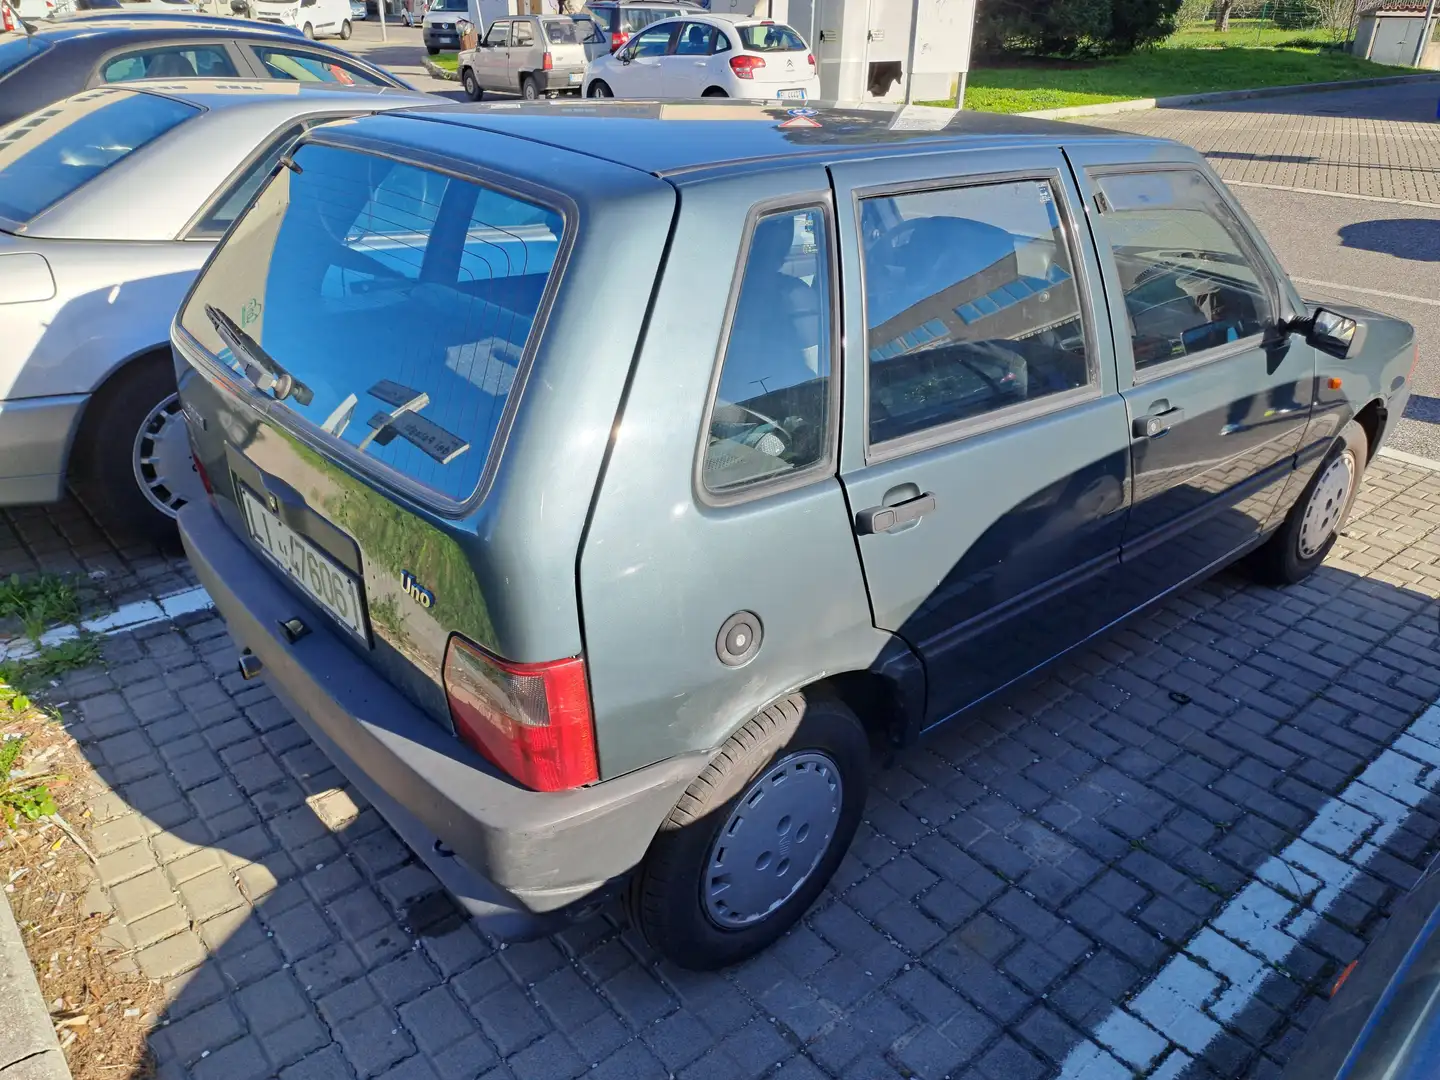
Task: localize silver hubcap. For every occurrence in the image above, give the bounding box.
[703,751,842,928]
[1298,451,1354,559]
[132,393,203,518]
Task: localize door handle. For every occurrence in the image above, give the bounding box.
[855,492,936,535]
[1133,407,1185,439]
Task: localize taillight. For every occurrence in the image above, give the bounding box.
[444,636,598,792]
[192,452,213,496]
[610,30,628,51]
[807,52,815,67]
[543,51,553,70]
[730,54,765,78]
[1,5,13,30]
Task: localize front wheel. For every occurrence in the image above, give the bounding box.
[587,79,612,98]
[629,693,869,970]
[461,66,482,100]
[339,17,351,37]
[426,44,439,54]
[1253,419,1368,585]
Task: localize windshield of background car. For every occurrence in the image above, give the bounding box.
[0,34,51,78]
[620,6,680,32]
[178,142,566,504]
[0,90,196,225]
[428,0,466,11]
[736,22,805,51]
[544,16,602,43]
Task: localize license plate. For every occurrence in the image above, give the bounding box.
[779,88,806,99]
[239,488,368,642]
[568,72,582,83]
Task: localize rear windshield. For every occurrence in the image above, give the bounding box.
[544,16,603,43]
[179,142,565,504]
[620,6,680,32]
[737,23,805,51]
[0,35,52,78]
[0,90,196,224]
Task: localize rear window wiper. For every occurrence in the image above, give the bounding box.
[206,304,313,407]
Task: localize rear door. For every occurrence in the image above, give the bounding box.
[1065,146,1314,594]
[508,16,535,87]
[830,149,1135,728]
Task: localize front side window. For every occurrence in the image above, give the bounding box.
[626,21,674,57]
[101,45,238,82]
[674,22,714,55]
[252,47,387,85]
[1094,169,1274,371]
[513,19,534,45]
[736,22,805,51]
[190,123,304,238]
[703,207,832,495]
[484,21,509,45]
[178,143,565,504]
[861,179,1090,447]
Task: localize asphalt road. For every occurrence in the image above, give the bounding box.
[1096,79,1440,459]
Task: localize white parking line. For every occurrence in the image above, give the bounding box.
[0,584,214,663]
[1227,179,1440,211]
[1290,277,1440,310]
[1056,702,1440,1078]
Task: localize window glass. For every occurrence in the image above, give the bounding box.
[675,22,713,55]
[191,124,304,238]
[428,0,467,9]
[861,180,1089,446]
[1095,169,1273,370]
[621,6,678,32]
[713,30,730,52]
[0,35,51,77]
[101,45,238,82]
[484,21,508,44]
[252,47,386,85]
[179,144,564,503]
[513,19,533,44]
[736,23,805,51]
[0,91,197,224]
[544,17,602,43]
[704,208,832,494]
[626,21,674,56]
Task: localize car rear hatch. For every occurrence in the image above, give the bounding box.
[732,21,813,91]
[172,112,677,787]
[540,14,606,70]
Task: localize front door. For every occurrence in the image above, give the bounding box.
[1065,151,1315,596]
[476,19,509,88]
[618,20,675,94]
[831,149,1135,729]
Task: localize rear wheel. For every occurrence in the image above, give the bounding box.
[629,693,869,970]
[302,20,313,36]
[520,74,539,100]
[701,86,728,97]
[1253,419,1368,585]
[461,66,482,100]
[339,17,351,37]
[587,79,612,97]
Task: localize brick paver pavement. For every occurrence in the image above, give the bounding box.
[17,452,1436,1080]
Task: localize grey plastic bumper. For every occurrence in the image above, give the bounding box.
[178,499,704,931]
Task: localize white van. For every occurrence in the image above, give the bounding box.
[251,0,351,38]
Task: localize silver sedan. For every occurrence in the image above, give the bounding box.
[0,79,429,542]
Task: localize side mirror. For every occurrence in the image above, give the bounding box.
[1291,306,1365,359]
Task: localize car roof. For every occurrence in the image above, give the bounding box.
[389,99,1136,181]
[23,15,317,41]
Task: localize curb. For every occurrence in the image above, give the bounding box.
[0,890,69,1080]
[1379,446,1440,472]
[422,55,458,82]
[1018,71,1440,119]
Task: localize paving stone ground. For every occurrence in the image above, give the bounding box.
[5,451,1437,1080]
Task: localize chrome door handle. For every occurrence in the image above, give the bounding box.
[1133,407,1184,439]
[855,493,936,535]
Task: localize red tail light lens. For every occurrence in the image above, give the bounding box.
[807,52,815,67]
[1,6,13,31]
[543,51,553,70]
[730,55,765,78]
[192,451,213,496]
[610,30,628,51]
[444,636,598,792]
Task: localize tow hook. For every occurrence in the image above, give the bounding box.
[237,650,264,680]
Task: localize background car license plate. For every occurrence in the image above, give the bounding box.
[240,489,367,641]
[569,72,582,83]
[779,89,806,99]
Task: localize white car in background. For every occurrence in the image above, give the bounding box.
[583,13,818,101]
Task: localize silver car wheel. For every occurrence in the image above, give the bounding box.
[132,392,202,519]
[1297,450,1354,559]
[703,750,842,929]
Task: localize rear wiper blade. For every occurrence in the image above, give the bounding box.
[205,304,313,407]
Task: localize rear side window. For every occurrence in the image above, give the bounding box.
[101,45,239,82]
[0,90,196,224]
[513,19,534,45]
[736,23,805,51]
[703,207,833,495]
[861,179,1091,446]
[621,6,679,33]
[179,143,565,504]
[252,46,388,86]
[0,35,51,77]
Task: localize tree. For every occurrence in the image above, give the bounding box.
[974,0,1182,56]
[1215,0,1234,30]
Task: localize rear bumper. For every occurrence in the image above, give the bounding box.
[0,393,87,506]
[533,68,584,92]
[178,499,704,932]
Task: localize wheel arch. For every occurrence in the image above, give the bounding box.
[1354,397,1387,462]
[66,343,173,482]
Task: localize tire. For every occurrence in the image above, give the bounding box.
[301,20,313,36]
[69,354,201,546]
[629,693,869,970]
[1253,419,1368,585]
[701,86,728,97]
[339,17,351,37]
[520,75,538,100]
[587,79,611,97]
[461,66,482,100]
[426,44,438,54]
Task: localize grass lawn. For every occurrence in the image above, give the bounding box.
[429,52,458,72]
[939,24,1401,114]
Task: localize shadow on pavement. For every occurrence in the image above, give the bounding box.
[1340,219,1440,263]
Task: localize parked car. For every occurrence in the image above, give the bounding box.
[349,0,363,19]
[0,80,428,540]
[51,0,127,16]
[458,12,604,100]
[1,0,22,30]
[173,101,1414,969]
[584,13,815,100]
[583,0,697,51]
[419,0,463,52]
[251,0,353,39]
[0,17,408,125]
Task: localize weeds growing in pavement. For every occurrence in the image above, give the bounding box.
[0,635,103,690]
[0,574,81,643]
